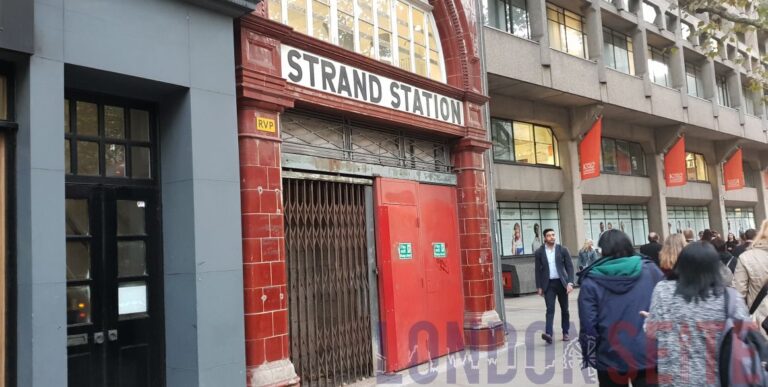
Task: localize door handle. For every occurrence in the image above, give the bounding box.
[94,332,105,344]
[108,329,118,342]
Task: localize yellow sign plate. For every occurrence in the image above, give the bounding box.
[256,117,276,133]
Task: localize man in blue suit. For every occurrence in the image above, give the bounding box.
[534,228,574,344]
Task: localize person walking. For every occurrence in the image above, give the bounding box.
[578,230,664,386]
[534,228,574,344]
[711,237,735,280]
[578,239,598,271]
[732,228,757,258]
[726,232,739,254]
[639,232,662,267]
[659,234,686,279]
[645,242,749,386]
[733,220,768,338]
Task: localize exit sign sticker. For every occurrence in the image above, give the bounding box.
[256,116,276,133]
[433,243,446,258]
[398,243,412,259]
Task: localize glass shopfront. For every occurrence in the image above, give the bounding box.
[497,202,560,256]
[583,204,649,246]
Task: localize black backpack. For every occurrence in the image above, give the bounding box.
[718,288,768,387]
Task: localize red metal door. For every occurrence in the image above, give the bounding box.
[375,178,464,373]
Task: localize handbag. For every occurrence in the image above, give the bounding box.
[750,283,768,335]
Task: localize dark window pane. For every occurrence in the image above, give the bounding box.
[67,286,92,325]
[0,75,6,121]
[630,142,645,175]
[66,241,90,280]
[76,102,98,136]
[602,138,616,172]
[118,240,147,277]
[66,199,90,236]
[65,140,71,174]
[131,146,151,179]
[106,144,126,177]
[130,109,150,141]
[105,106,125,139]
[492,119,513,161]
[77,141,99,176]
[117,200,146,236]
[64,99,70,133]
[616,141,632,174]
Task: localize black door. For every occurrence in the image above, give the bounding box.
[66,184,164,387]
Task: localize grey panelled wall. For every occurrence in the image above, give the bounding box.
[16,0,253,386]
[0,0,33,54]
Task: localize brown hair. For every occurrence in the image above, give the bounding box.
[660,233,687,271]
[752,220,768,249]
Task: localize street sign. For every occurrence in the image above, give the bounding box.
[398,243,412,259]
[433,242,446,258]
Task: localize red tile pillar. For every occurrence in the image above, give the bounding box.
[239,106,299,386]
[453,137,505,350]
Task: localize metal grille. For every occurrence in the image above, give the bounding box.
[284,178,373,386]
[282,111,451,173]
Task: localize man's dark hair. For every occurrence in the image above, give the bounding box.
[745,229,757,241]
[711,237,727,253]
[597,229,635,258]
[701,229,714,242]
[674,242,724,302]
[543,228,555,237]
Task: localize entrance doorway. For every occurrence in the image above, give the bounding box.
[64,95,163,387]
[66,186,163,387]
[283,177,376,386]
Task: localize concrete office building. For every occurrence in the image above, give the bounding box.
[1,0,256,386]
[483,0,768,293]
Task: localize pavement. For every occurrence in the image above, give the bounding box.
[350,290,597,386]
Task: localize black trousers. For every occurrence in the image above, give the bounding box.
[544,278,569,337]
[597,369,657,387]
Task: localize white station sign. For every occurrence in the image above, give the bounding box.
[281,45,464,126]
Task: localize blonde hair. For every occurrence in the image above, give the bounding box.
[660,233,687,271]
[580,239,593,253]
[752,220,768,249]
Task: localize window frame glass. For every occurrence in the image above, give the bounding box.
[600,137,647,176]
[641,1,658,24]
[269,0,447,82]
[648,47,670,87]
[726,207,756,235]
[685,62,704,98]
[684,151,709,182]
[546,3,588,59]
[65,94,157,182]
[603,27,635,75]
[583,204,649,246]
[491,117,559,167]
[483,0,530,39]
[667,206,710,236]
[716,75,731,107]
[497,202,561,256]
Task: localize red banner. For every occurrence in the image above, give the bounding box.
[579,116,602,181]
[665,136,687,187]
[723,148,745,191]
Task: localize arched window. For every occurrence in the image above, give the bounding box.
[268,0,447,82]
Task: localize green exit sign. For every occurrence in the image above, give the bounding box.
[398,243,412,259]
[433,242,446,258]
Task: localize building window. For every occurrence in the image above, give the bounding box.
[642,1,658,24]
[601,138,646,176]
[483,0,530,39]
[744,163,757,188]
[685,63,704,98]
[717,75,731,107]
[603,28,635,75]
[681,21,693,41]
[742,86,756,115]
[583,204,649,246]
[491,118,559,166]
[667,206,710,236]
[497,202,560,256]
[685,152,708,182]
[65,97,155,179]
[546,3,587,59]
[648,47,670,86]
[726,207,755,235]
[268,0,446,82]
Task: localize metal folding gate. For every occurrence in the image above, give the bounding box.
[283,178,374,386]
